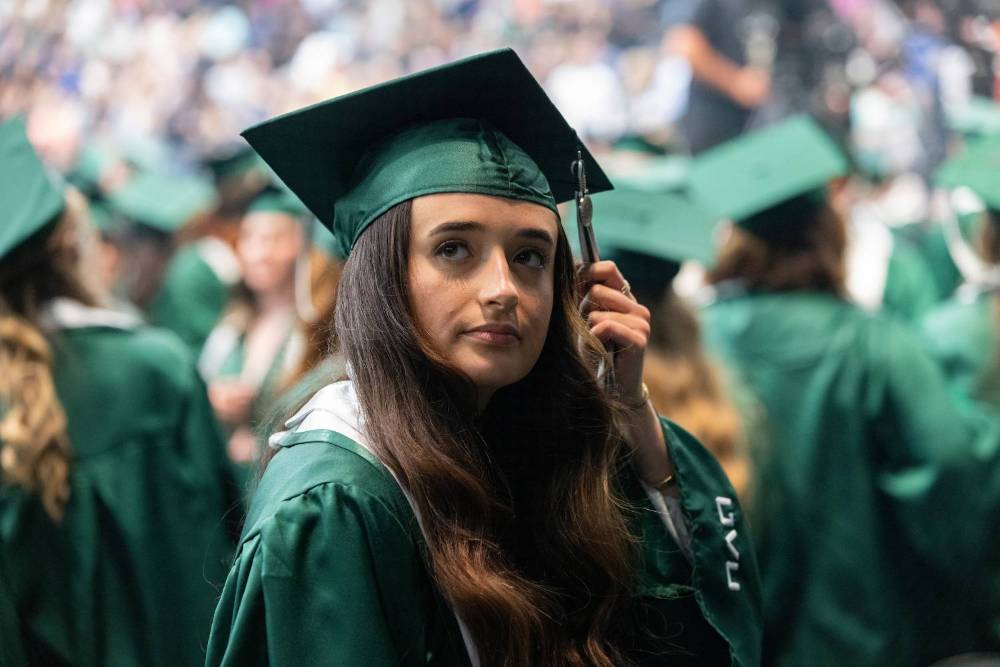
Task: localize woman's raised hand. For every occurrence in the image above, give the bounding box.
[579,260,650,407]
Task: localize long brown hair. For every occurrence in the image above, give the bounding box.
[644,288,750,500]
[0,189,100,520]
[708,199,848,296]
[333,200,642,665]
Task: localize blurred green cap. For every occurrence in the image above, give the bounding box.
[108,170,216,233]
[247,182,310,218]
[202,144,266,182]
[0,116,65,259]
[935,135,1000,212]
[564,187,717,265]
[688,115,848,236]
[241,48,611,258]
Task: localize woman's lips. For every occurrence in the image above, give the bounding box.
[463,324,521,347]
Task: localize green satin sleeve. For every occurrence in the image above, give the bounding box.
[633,419,763,667]
[0,550,25,667]
[205,444,459,667]
[870,318,1000,573]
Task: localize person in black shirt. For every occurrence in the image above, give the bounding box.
[665,0,770,153]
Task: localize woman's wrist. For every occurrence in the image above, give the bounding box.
[621,382,650,411]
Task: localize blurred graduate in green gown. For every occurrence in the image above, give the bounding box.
[0,117,237,666]
[145,147,274,357]
[694,115,1000,666]
[205,49,764,666]
[922,136,1000,410]
[104,169,217,314]
[199,184,323,475]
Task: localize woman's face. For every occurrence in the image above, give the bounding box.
[408,193,559,406]
[239,211,304,296]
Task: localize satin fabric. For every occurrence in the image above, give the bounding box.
[205,419,763,666]
[922,289,1000,409]
[0,322,238,666]
[702,289,1000,666]
[148,240,238,357]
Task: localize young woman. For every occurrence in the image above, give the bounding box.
[206,50,762,666]
[199,186,314,468]
[0,117,237,665]
[694,115,1000,666]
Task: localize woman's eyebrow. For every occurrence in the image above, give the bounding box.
[516,227,554,247]
[429,221,483,235]
[429,220,554,247]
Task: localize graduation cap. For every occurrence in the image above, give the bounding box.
[67,140,121,196]
[688,115,848,238]
[0,116,65,260]
[107,170,217,234]
[564,187,718,296]
[202,144,266,183]
[241,48,612,258]
[246,181,311,218]
[935,135,1000,213]
[602,153,690,193]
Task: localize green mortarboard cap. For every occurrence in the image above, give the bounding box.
[203,144,266,182]
[564,188,717,265]
[108,170,216,233]
[563,188,717,298]
[247,182,310,218]
[612,135,667,155]
[602,153,689,193]
[67,140,120,194]
[0,116,65,259]
[688,115,848,236]
[241,48,612,258]
[946,97,1000,138]
[935,135,1000,213]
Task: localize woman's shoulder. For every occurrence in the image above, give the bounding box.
[242,383,417,549]
[47,303,200,392]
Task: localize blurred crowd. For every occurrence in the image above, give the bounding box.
[4,0,1000,186]
[6,0,1000,664]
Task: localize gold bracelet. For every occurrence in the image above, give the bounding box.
[621,382,649,411]
[653,473,676,494]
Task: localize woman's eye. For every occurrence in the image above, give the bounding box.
[436,241,470,260]
[515,248,546,269]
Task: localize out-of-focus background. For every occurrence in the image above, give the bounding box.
[4,0,998,174]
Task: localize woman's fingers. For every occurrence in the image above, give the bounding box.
[578,260,628,293]
[582,283,650,317]
[588,311,650,349]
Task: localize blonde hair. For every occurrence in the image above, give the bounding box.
[0,189,98,520]
[644,289,751,500]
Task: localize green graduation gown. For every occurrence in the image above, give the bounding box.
[701,288,1000,666]
[895,222,965,303]
[148,238,241,356]
[921,286,1000,408]
[847,216,937,322]
[0,299,238,666]
[881,237,938,321]
[0,550,25,667]
[205,381,764,666]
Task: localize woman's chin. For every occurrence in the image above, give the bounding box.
[458,364,529,396]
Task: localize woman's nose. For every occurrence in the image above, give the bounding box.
[478,248,518,312]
